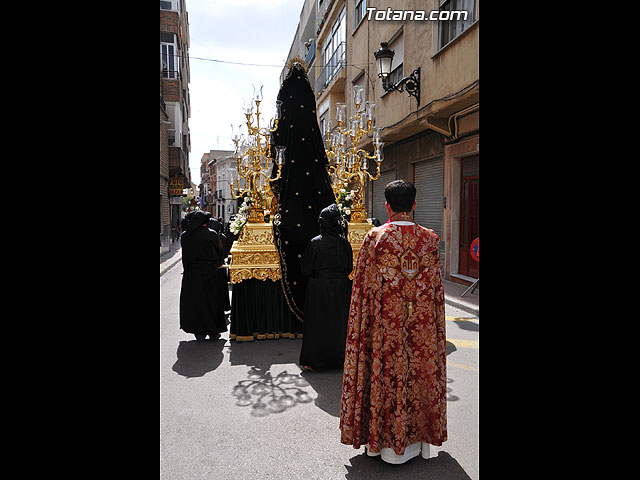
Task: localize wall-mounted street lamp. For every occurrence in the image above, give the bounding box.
[374,42,420,105]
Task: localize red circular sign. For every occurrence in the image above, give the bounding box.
[470,237,479,262]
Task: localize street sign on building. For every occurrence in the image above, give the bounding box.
[170,177,183,196]
[470,237,479,262]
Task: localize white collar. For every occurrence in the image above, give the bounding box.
[390,221,415,226]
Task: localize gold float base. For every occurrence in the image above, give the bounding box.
[229,222,281,284]
[229,332,304,342]
[347,220,374,279]
[229,219,373,281]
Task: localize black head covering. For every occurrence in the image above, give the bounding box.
[270,62,336,322]
[207,217,221,232]
[318,203,349,262]
[184,210,211,236]
[318,203,345,236]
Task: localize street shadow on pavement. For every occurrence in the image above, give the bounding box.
[227,338,348,418]
[226,337,462,418]
[300,368,343,417]
[228,337,301,370]
[228,338,318,417]
[446,377,459,402]
[171,339,225,378]
[231,366,314,417]
[450,319,479,332]
[344,450,472,479]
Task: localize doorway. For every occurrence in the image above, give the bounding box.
[458,155,478,278]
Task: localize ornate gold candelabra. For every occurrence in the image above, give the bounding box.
[324,86,386,278]
[324,85,384,223]
[228,88,286,286]
[230,90,285,223]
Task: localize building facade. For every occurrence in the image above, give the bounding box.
[199,150,237,223]
[284,0,479,286]
[200,152,212,213]
[281,0,318,88]
[160,97,171,255]
[160,0,192,250]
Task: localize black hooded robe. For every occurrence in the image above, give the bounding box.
[269,61,336,323]
[299,205,353,370]
[207,217,232,310]
[179,211,228,337]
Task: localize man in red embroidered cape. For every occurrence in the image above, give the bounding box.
[339,180,447,464]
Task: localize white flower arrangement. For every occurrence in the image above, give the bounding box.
[230,195,253,235]
[336,189,356,220]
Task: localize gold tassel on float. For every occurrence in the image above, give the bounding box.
[229,332,303,342]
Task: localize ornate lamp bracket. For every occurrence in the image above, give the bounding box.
[383,67,420,105]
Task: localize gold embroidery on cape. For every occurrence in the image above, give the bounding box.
[403,280,417,301]
[420,250,437,268]
[402,233,418,251]
[399,249,419,281]
[378,253,399,267]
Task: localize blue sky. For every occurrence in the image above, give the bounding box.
[186,0,305,185]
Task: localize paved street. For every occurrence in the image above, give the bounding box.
[161,261,478,479]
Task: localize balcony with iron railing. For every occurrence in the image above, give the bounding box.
[161,69,180,80]
[305,38,316,67]
[317,0,337,35]
[314,41,345,95]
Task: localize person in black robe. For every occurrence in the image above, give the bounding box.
[180,212,192,238]
[179,210,228,342]
[299,204,353,371]
[207,216,232,312]
[206,216,219,232]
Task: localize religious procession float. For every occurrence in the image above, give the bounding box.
[226,59,384,342]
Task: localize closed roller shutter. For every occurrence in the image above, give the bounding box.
[371,169,396,223]
[414,156,444,259]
